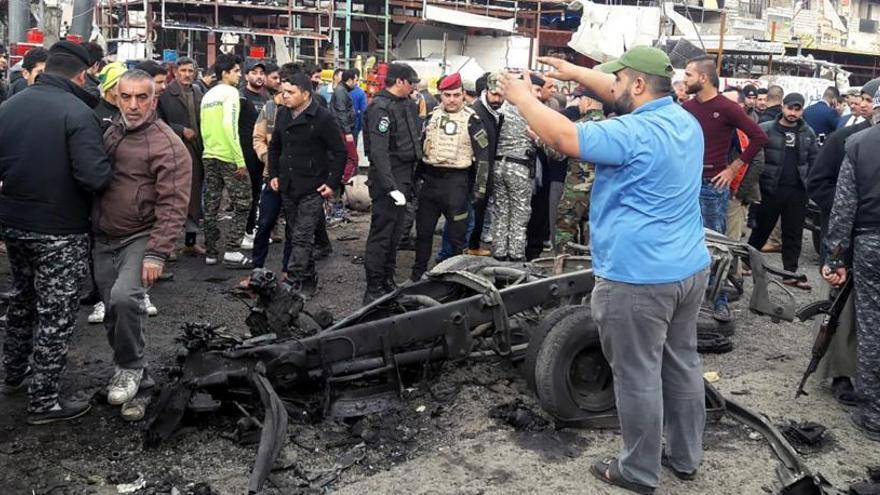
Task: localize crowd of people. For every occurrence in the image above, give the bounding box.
[1,38,879,494]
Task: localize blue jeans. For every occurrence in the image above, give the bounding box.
[252,185,292,271]
[699,180,729,308]
[437,206,475,262]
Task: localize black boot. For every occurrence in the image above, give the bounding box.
[382,276,398,294]
[185,232,197,247]
[362,284,386,305]
[300,274,318,298]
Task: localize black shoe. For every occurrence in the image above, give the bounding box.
[2,366,33,395]
[832,377,858,407]
[661,452,697,481]
[27,400,91,425]
[382,277,398,294]
[362,286,386,305]
[301,275,318,298]
[315,244,333,260]
[851,411,880,442]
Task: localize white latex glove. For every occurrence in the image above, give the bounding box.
[389,190,407,206]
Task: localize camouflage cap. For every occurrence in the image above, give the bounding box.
[486,72,501,93]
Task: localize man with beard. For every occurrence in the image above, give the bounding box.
[465,73,505,256]
[94,70,191,421]
[742,84,758,115]
[682,56,767,321]
[159,57,206,256]
[239,60,270,250]
[756,87,769,114]
[748,93,818,289]
[7,47,48,98]
[410,73,489,281]
[497,47,710,494]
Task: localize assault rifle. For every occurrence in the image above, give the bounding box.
[794,277,854,399]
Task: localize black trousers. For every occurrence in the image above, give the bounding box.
[526,178,551,260]
[748,185,808,272]
[365,183,411,285]
[282,192,324,281]
[412,171,470,278]
[244,152,263,235]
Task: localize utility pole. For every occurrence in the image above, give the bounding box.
[8,0,31,45]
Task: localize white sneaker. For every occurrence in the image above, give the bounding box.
[143,294,158,317]
[241,232,255,250]
[205,256,218,265]
[107,367,143,405]
[88,302,105,324]
[223,251,253,269]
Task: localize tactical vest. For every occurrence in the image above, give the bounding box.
[423,106,475,169]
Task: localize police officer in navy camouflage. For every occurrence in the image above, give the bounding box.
[822,87,880,442]
[362,63,422,304]
[0,41,113,425]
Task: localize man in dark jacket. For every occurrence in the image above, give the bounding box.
[748,93,818,285]
[362,63,422,304]
[803,86,842,145]
[268,71,346,298]
[820,91,880,441]
[759,85,784,123]
[95,70,192,421]
[805,79,879,406]
[0,41,112,425]
[82,42,104,100]
[466,73,504,255]
[239,59,270,246]
[6,47,49,98]
[331,69,356,139]
[159,57,205,254]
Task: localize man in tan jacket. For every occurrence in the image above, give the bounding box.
[93,70,191,421]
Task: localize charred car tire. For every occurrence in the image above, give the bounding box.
[533,308,616,421]
[523,305,588,392]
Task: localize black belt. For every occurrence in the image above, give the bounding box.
[496,155,532,167]
[424,166,470,177]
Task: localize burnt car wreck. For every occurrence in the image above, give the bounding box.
[144,232,828,494]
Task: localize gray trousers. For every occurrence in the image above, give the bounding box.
[592,269,709,487]
[93,234,149,370]
[816,278,857,381]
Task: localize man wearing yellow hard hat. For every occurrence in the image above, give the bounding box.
[94,61,126,130]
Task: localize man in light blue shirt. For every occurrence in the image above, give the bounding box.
[498,47,711,494]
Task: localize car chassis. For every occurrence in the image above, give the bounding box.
[145,234,826,494]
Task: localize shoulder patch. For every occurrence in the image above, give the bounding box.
[377,116,391,134]
[474,128,489,149]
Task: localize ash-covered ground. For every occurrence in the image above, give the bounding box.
[1,208,878,495]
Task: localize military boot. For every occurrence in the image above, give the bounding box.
[382,276,399,294]
[362,285,386,305]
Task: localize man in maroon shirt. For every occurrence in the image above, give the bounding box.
[682,56,768,320]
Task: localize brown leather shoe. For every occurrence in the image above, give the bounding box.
[761,242,782,253]
[464,248,492,257]
[182,244,207,256]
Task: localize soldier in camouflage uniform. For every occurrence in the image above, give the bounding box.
[491,87,538,261]
[822,95,880,441]
[0,41,113,424]
[551,89,604,253]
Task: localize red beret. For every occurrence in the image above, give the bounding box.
[438,72,462,91]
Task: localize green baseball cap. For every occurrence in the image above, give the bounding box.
[596,46,674,78]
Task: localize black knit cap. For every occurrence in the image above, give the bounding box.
[48,40,91,69]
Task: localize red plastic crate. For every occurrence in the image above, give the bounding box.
[66,34,84,44]
[11,42,41,57]
[249,46,266,59]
